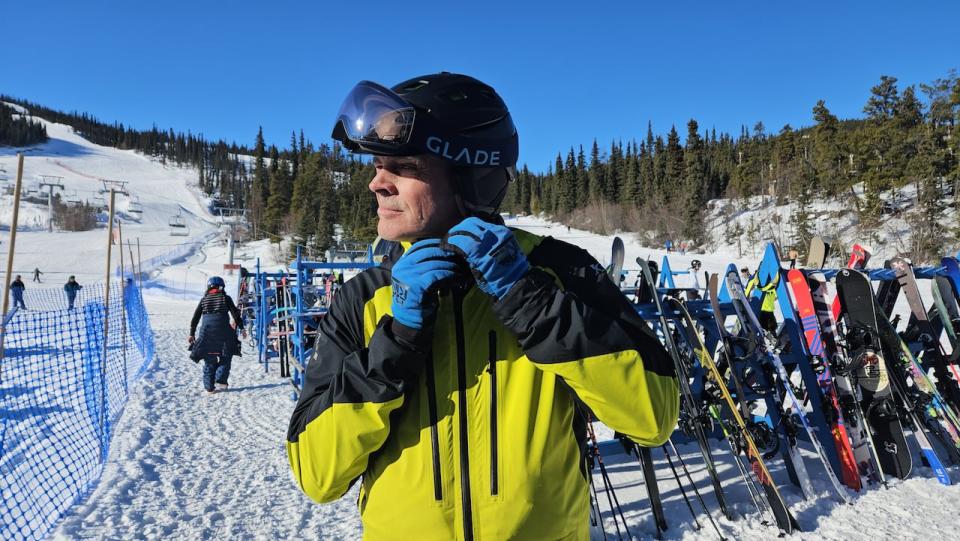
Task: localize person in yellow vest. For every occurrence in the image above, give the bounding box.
[745,271,778,333]
[286,72,679,540]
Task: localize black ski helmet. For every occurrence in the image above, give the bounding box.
[331,72,518,217]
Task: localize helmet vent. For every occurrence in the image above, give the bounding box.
[399,80,430,92]
[439,90,469,103]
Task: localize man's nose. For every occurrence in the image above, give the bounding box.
[369,169,398,195]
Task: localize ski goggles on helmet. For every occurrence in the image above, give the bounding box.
[331,80,518,167]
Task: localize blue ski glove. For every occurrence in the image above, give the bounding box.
[441,217,530,300]
[390,239,462,330]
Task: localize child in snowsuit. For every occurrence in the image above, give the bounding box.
[188,276,245,394]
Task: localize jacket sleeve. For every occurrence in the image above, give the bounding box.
[286,276,430,503]
[492,239,679,446]
[225,295,244,330]
[189,301,203,336]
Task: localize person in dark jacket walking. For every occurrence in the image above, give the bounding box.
[32,268,42,283]
[189,276,245,394]
[10,275,26,309]
[64,276,83,310]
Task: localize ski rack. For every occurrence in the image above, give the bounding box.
[248,259,294,375]
[287,245,375,398]
[247,246,377,400]
[628,246,960,492]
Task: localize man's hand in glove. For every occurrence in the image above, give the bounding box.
[442,217,530,300]
[391,239,462,330]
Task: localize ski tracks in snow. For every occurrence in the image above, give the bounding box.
[52,301,360,540]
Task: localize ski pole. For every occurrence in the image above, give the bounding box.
[667,439,728,540]
[661,442,702,531]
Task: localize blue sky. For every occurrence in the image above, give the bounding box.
[2,1,958,173]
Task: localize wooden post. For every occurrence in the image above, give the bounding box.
[99,189,116,459]
[0,153,25,373]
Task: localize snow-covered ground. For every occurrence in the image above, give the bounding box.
[2,106,959,540]
[44,215,960,541]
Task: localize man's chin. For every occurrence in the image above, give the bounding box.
[377,222,415,242]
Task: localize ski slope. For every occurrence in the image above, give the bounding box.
[0,102,219,287]
[2,108,958,540]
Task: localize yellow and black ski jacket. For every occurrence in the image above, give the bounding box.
[287,229,679,540]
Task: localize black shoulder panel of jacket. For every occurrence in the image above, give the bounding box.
[287,263,431,442]
[495,236,675,379]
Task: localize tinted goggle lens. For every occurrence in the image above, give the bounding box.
[334,81,416,147]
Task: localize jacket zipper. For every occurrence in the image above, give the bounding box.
[488,330,499,496]
[425,352,442,501]
[453,289,474,541]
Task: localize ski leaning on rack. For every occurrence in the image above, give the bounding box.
[638,259,732,523]
[786,269,861,490]
[672,286,800,534]
[725,271,852,504]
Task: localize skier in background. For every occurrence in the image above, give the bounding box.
[287,72,679,540]
[64,276,83,310]
[10,275,26,309]
[32,268,42,283]
[188,276,245,394]
[745,272,778,333]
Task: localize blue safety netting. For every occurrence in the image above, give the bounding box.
[0,281,154,541]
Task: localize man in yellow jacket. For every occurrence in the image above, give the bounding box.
[286,72,680,540]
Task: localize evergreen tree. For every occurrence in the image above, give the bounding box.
[681,119,706,242]
[264,159,292,237]
[588,139,604,202]
[664,126,684,199]
[811,100,843,194]
[250,127,269,235]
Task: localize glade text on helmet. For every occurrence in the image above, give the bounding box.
[425,136,501,166]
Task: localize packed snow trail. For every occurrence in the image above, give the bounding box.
[51,298,361,540]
